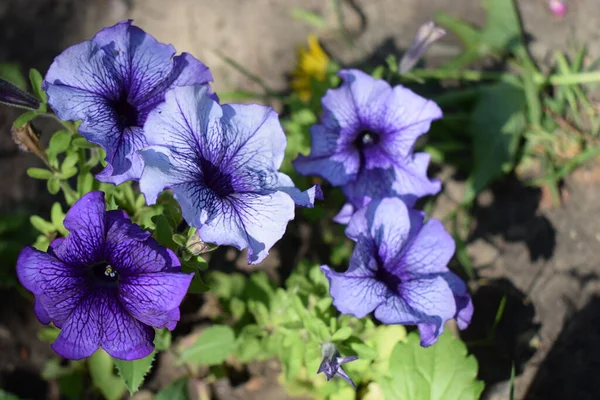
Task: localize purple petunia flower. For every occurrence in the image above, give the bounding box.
[317,342,358,388]
[139,85,321,264]
[16,191,193,360]
[43,20,213,185]
[321,197,473,347]
[293,69,442,223]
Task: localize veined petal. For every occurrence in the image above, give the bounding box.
[119,272,193,330]
[374,276,456,346]
[274,172,321,207]
[321,242,388,318]
[198,191,295,264]
[95,126,147,184]
[52,191,107,266]
[139,146,191,205]
[97,290,155,360]
[17,246,88,327]
[52,293,101,360]
[398,218,455,276]
[441,272,474,330]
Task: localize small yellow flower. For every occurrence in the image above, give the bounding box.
[291,35,330,102]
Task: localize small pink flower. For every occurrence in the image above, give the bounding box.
[548,0,567,17]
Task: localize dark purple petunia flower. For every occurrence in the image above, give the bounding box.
[17,191,193,360]
[44,20,213,185]
[0,78,41,110]
[321,197,473,347]
[293,69,442,223]
[139,85,321,264]
[317,342,358,388]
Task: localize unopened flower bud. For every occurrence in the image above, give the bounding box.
[398,21,446,74]
[0,78,40,110]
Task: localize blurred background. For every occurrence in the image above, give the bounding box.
[1,0,600,399]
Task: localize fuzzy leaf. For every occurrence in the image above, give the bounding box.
[178,325,236,366]
[466,82,526,201]
[156,377,188,400]
[380,331,484,400]
[88,350,126,400]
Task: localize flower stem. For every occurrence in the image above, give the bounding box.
[405,69,600,86]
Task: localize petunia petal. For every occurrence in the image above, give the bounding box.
[374,276,456,346]
[441,272,474,330]
[52,191,107,267]
[97,290,155,360]
[52,293,101,360]
[16,246,88,327]
[198,191,295,264]
[119,272,193,330]
[321,242,389,318]
[398,218,455,276]
[274,172,321,207]
[293,124,358,186]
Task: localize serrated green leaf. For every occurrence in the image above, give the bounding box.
[113,351,156,394]
[27,167,53,180]
[29,68,47,103]
[178,325,236,366]
[13,111,37,129]
[88,350,126,400]
[155,377,188,400]
[466,82,526,201]
[380,331,484,400]
[332,326,352,342]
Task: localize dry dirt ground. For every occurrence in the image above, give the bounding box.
[1,1,600,399]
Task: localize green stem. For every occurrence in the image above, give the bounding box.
[405,69,600,86]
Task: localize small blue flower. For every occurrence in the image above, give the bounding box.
[17,191,193,360]
[317,342,358,388]
[293,69,441,223]
[321,197,473,347]
[44,20,213,185]
[139,84,320,264]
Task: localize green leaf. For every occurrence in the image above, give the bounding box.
[50,202,68,236]
[77,172,94,196]
[30,215,55,234]
[332,326,352,342]
[13,111,37,129]
[47,177,61,195]
[113,351,156,395]
[27,167,53,180]
[0,63,27,90]
[88,350,126,400]
[29,68,47,103]
[156,377,188,400]
[72,136,96,149]
[0,389,21,400]
[48,130,72,155]
[481,0,523,52]
[466,82,526,201]
[380,332,484,400]
[178,325,236,366]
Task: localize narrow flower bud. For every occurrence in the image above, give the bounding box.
[0,78,40,110]
[398,21,446,74]
[317,342,358,388]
